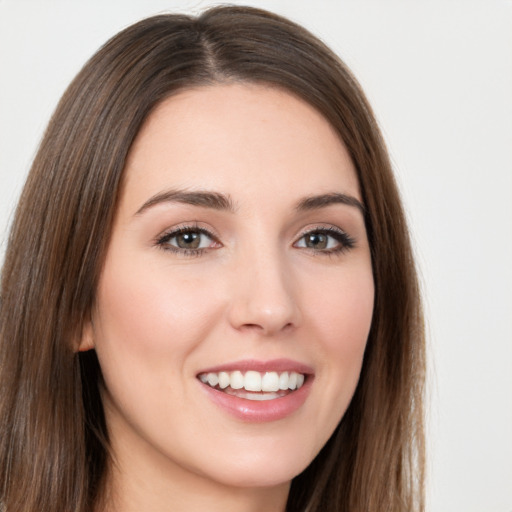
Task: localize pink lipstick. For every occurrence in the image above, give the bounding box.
[197,359,314,422]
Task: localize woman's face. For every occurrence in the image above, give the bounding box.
[84,83,374,492]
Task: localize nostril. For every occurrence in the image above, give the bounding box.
[237,320,295,336]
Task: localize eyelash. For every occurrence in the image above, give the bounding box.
[155,224,356,257]
[155,224,219,257]
[294,226,356,255]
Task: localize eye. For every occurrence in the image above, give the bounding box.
[156,226,220,254]
[294,227,355,253]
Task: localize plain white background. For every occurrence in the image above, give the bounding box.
[0,1,511,510]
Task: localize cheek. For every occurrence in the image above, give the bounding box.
[311,264,374,350]
[304,264,374,421]
[94,253,221,360]
[91,253,225,435]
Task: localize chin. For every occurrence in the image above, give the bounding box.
[192,442,314,489]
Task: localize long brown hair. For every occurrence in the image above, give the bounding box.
[0,6,425,511]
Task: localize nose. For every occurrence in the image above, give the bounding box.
[227,250,302,336]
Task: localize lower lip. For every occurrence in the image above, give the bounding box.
[199,378,313,422]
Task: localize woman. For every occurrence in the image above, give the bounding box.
[0,6,425,512]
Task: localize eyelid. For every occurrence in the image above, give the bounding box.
[155,222,222,255]
[293,224,356,253]
[153,222,355,257]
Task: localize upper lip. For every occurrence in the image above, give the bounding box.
[197,358,314,376]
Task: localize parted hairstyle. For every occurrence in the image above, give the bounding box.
[0,5,425,512]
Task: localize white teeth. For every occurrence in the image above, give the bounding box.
[278,371,289,390]
[230,370,244,390]
[261,372,280,392]
[218,371,230,389]
[232,391,281,401]
[288,372,297,390]
[244,371,261,391]
[207,373,219,387]
[199,370,306,393]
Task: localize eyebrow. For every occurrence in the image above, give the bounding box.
[295,193,365,215]
[135,189,365,217]
[135,189,236,216]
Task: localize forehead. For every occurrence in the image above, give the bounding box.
[121,83,360,212]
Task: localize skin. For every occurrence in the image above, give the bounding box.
[81,83,375,512]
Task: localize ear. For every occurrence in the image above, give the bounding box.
[78,319,95,352]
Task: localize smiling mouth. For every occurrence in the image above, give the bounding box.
[198,370,306,401]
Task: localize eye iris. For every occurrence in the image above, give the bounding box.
[176,232,201,249]
[306,233,328,249]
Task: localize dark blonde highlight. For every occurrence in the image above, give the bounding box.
[0,6,425,511]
